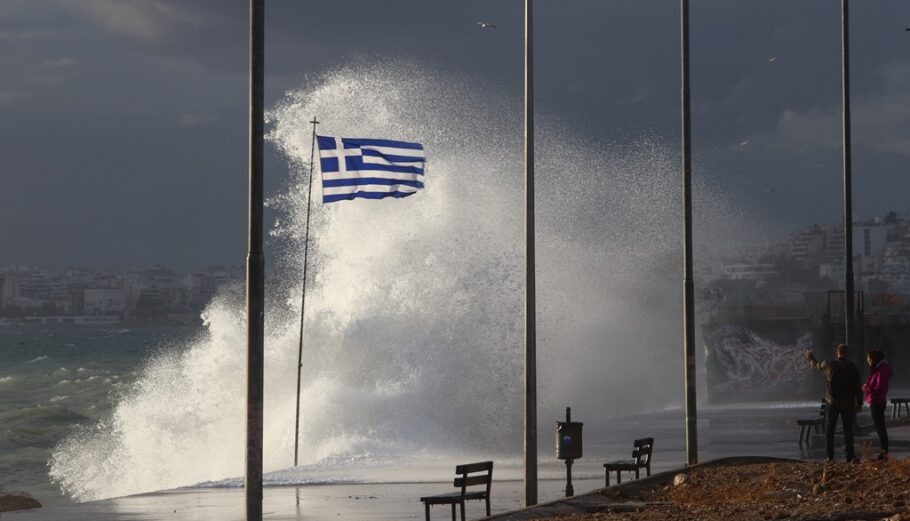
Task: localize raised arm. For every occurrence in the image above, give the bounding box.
[804,350,826,371]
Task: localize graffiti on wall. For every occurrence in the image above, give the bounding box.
[705,324,815,402]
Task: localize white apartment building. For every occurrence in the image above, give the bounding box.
[855,223,892,258]
[819,263,846,285]
[84,288,127,315]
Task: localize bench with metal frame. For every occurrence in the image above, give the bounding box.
[797,401,827,444]
[891,398,910,419]
[603,437,653,487]
[419,461,492,521]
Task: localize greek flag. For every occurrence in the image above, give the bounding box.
[316,136,425,203]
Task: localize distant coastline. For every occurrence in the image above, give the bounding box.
[0,313,203,327]
[1,264,242,328]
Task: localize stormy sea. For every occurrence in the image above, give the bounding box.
[0,63,841,516]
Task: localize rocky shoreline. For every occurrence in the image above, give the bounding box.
[0,492,42,513]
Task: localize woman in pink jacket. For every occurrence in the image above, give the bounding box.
[863,349,894,460]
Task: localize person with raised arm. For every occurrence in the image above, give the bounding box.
[805,344,863,462]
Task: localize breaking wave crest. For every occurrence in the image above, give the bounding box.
[49,60,749,501]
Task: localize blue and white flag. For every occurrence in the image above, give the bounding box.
[316,136,426,203]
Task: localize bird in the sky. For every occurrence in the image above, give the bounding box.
[739,140,750,147]
[768,56,776,63]
[477,22,497,29]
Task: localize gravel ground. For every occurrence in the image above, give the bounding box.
[535,458,910,521]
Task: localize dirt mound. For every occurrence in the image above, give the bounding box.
[541,459,910,521]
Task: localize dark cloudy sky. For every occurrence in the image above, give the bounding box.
[1,1,909,269]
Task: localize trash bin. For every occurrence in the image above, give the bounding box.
[556,408,583,460]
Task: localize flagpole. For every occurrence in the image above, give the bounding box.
[841,0,856,348]
[523,0,538,507]
[680,0,698,466]
[245,0,265,519]
[294,117,319,467]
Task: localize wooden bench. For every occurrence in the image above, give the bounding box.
[420,461,492,521]
[892,398,910,419]
[797,401,826,444]
[603,437,653,487]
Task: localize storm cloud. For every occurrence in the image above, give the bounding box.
[1,0,908,268]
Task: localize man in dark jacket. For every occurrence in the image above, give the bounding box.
[805,344,863,462]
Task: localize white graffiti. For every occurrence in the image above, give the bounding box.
[708,325,813,396]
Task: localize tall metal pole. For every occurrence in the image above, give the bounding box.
[294,117,319,467]
[523,0,538,507]
[841,0,856,348]
[680,0,698,466]
[246,0,265,520]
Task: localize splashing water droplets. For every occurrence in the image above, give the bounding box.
[50,61,750,501]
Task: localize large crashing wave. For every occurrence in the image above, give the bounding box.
[50,61,749,501]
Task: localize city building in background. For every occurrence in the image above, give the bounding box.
[0,265,243,325]
[701,211,910,404]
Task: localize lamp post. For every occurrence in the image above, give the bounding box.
[680,0,698,467]
[841,0,856,349]
[245,0,265,520]
[523,0,538,507]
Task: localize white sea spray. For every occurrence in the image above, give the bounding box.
[49,61,752,501]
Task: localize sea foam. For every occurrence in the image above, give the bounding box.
[49,61,750,501]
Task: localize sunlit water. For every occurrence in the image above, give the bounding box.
[42,61,761,502]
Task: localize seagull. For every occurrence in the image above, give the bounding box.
[738,140,750,147]
[768,56,776,63]
[477,21,497,29]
